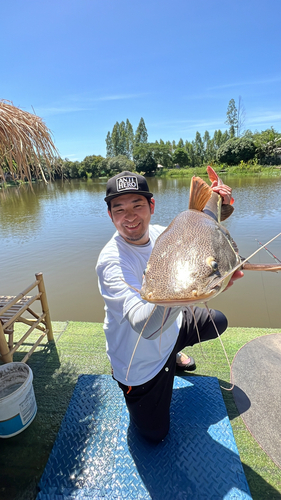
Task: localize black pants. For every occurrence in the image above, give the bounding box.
[117,307,227,443]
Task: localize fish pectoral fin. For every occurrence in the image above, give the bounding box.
[189,176,212,211]
[221,204,235,221]
[207,165,234,205]
[207,165,222,184]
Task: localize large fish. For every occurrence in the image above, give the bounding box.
[140,167,281,307]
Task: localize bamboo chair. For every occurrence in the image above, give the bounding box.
[0,272,54,364]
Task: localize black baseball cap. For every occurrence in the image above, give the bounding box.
[104,171,153,203]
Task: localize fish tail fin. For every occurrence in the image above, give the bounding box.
[189,176,212,211]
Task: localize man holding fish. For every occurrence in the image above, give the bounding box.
[96,170,243,443]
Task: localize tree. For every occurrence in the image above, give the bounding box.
[253,127,281,164]
[63,160,80,178]
[203,131,210,148]
[192,131,204,167]
[236,96,246,137]
[135,151,157,175]
[172,148,190,168]
[118,121,127,156]
[134,117,148,146]
[217,137,256,165]
[203,131,213,163]
[105,131,114,158]
[133,142,172,169]
[225,97,246,138]
[107,155,135,174]
[225,99,238,138]
[125,119,134,159]
[106,119,134,159]
[111,122,121,156]
[80,155,106,177]
[185,141,196,167]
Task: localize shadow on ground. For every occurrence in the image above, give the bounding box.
[0,341,79,500]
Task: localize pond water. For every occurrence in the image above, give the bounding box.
[1,174,281,328]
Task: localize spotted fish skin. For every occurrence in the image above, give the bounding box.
[141,207,240,306]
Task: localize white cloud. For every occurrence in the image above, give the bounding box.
[247,111,281,125]
[96,93,147,101]
[34,92,147,116]
[35,106,90,117]
[208,76,281,90]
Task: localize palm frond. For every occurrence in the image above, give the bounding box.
[0,99,59,183]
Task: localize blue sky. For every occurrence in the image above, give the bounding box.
[1,0,281,161]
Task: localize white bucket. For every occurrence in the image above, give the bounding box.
[0,362,37,438]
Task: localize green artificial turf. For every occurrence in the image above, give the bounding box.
[182,327,281,499]
[0,322,280,500]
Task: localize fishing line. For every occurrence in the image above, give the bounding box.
[256,240,272,328]
[125,304,157,381]
[255,238,281,264]
[190,305,207,360]
[158,306,168,354]
[214,232,281,288]
[204,303,234,391]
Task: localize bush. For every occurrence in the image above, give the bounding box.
[217,137,256,165]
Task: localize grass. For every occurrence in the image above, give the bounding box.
[155,164,281,178]
[0,322,280,499]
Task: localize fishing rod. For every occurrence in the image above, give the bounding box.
[255,239,281,264]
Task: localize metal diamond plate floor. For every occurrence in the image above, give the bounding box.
[36,375,252,500]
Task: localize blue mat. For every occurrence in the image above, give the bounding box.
[37,375,252,500]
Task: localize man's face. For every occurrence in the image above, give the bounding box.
[108,193,155,245]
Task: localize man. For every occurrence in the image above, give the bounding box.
[96,171,243,443]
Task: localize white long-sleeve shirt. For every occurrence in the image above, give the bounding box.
[96,224,182,386]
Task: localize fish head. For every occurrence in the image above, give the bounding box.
[140,210,241,306]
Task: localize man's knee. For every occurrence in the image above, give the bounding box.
[213,310,228,335]
[135,420,169,444]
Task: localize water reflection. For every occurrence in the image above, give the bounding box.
[0,175,281,328]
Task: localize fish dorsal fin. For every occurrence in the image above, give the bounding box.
[189,176,212,211]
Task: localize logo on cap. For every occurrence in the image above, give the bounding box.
[116,175,138,192]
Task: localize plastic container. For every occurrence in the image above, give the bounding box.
[0,362,37,438]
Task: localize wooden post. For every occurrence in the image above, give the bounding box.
[0,321,13,363]
[35,272,54,341]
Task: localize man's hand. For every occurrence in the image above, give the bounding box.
[211,180,233,205]
[224,270,244,291]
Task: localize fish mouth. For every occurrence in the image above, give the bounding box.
[146,291,218,307]
[206,273,232,294]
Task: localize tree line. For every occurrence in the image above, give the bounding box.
[60,102,281,179]
[2,99,281,182]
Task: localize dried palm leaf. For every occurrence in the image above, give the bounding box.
[0,99,59,183]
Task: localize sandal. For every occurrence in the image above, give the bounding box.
[176,352,196,371]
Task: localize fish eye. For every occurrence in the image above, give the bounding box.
[206,256,218,273]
